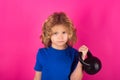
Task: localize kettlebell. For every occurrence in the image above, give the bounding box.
[78,50,102,75]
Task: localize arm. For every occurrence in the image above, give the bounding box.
[34,71,42,80]
[70,62,83,80]
[70,45,88,80]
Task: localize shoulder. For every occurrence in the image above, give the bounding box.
[66,46,78,57]
[68,46,78,53]
[68,47,79,61]
[38,48,46,53]
[36,47,48,56]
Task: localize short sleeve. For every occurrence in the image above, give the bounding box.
[70,49,79,73]
[34,49,43,71]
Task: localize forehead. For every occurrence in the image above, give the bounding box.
[51,25,68,32]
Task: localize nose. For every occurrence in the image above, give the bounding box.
[58,34,63,40]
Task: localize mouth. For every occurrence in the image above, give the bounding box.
[58,41,64,42]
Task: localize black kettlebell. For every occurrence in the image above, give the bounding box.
[78,50,102,75]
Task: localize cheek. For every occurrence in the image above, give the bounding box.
[64,34,69,40]
[51,36,56,41]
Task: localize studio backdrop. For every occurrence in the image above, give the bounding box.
[0,0,120,80]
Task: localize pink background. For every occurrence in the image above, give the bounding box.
[0,0,120,80]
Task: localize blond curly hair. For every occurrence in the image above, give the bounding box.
[40,12,77,47]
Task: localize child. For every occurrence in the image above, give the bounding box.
[34,12,88,80]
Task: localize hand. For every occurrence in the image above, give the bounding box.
[78,45,88,60]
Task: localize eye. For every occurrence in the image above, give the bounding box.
[62,31,66,34]
[53,32,58,35]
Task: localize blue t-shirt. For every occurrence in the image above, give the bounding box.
[34,46,79,80]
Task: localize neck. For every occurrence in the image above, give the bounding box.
[51,44,67,50]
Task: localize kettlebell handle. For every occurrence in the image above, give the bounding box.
[78,52,90,66]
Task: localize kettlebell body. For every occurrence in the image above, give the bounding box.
[78,51,102,75]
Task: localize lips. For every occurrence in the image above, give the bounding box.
[58,41,64,42]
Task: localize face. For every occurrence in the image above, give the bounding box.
[50,25,69,50]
